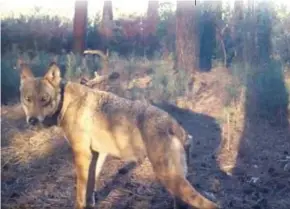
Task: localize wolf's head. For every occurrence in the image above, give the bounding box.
[19,62,64,128]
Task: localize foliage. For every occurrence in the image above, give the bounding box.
[272,4,290,65]
[1,50,103,104]
[1,2,290,107]
[1,2,290,63]
[1,11,73,55]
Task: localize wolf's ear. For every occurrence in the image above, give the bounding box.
[44,62,61,86]
[20,63,34,82]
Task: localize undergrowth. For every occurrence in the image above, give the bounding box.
[1,50,191,104]
[222,61,290,126]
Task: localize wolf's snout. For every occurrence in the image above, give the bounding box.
[28,117,39,126]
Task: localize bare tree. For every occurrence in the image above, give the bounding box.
[242,0,272,67]
[243,1,285,125]
[100,1,114,55]
[255,2,272,66]
[143,1,160,56]
[73,0,88,54]
[243,0,256,65]
[147,1,159,18]
[175,1,200,72]
[199,1,217,71]
[233,0,244,63]
[213,1,227,67]
[146,0,159,33]
[102,0,113,21]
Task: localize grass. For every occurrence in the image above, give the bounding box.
[1,3,290,207]
[1,49,290,209]
[1,49,193,104]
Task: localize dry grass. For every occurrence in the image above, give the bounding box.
[1,58,290,209]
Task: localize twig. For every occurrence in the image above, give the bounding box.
[83,49,109,75]
[226,110,231,150]
[119,188,152,200]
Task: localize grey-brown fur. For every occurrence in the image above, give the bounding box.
[19,62,218,209]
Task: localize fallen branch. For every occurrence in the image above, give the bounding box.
[81,71,120,89]
[83,49,109,75]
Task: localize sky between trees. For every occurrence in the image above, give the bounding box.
[1,0,290,20]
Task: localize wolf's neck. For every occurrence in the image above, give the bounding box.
[57,82,88,125]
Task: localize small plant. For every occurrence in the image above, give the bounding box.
[1,50,104,104]
[149,62,191,102]
[223,62,248,107]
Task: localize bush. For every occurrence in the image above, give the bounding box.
[1,50,103,104]
[1,12,73,54]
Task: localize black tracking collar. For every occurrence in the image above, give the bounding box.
[46,79,67,126]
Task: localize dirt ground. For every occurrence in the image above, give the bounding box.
[1,71,290,209]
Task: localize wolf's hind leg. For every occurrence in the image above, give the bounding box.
[174,197,188,209]
[149,136,218,209]
[93,152,107,197]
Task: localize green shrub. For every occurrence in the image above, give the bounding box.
[1,51,102,104]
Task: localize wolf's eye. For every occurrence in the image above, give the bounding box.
[40,95,50,103]
[24,96,32,103]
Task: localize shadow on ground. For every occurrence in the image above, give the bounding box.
[1,108,75,208]
[232,64,290,209]
[155,102,226,206]
[1,102,225,209]
[4,83,288,209]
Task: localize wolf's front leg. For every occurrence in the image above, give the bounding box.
[74,149,98,209]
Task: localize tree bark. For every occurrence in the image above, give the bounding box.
[144,1,159,57]
[256,2,272,66]
[213,1,227,67]
[199,1,216,71]
[102,1,113,21]
[73,0,88,54]
[244,0,256,65]
[100,1,114,54]
[233,0,244,63]
[175,1,200,73]
[147,0,159,34]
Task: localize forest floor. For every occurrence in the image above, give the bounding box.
[1,64,290,209]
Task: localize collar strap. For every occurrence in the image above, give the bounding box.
[53,79,67,125]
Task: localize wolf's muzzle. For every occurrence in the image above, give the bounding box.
[28,117,39,126]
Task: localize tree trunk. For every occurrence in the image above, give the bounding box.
[175,1,200,73]
[244,1,285,125]
[256,2,272,66]
[213,1,227,67]
[233,0,244,63]
[73,0,88,54]
[199,1,216,71]
[244,0,256,65]
[102,0,113,21]
[145,1,159,57]
[100,1,114,55]
[147,0,159,33]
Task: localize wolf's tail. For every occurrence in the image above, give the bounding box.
[160,175,218,209]
[177,176,218,209]
[157,136,218,209]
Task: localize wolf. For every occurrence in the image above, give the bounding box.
[19,62,219,209]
